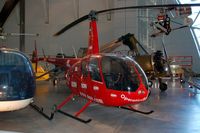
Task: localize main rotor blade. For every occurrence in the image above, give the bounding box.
[96,3,200,14]
[0,0,19,27]
[54,3,200,36]
[54,15,89,36]
[0,32,39,36]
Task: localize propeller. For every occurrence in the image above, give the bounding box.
[0,28,39,40]
[100,33,149,55]
[54,4,200,36]
[100,39,121,53]
[117,33,149,55]
[150,25,188,37]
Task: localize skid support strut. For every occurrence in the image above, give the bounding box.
[75,100,92,117]
[56,94,74,110]
[54,94,92,123]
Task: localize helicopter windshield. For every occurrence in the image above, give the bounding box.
[101,55,148,92]
[0,50,35,100]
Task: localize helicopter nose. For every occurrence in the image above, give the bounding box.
[137,90,146,95]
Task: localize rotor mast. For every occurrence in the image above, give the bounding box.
[87,10,99,55]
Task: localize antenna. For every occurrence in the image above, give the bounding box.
[72,46,77,58]
[60,47,64,58]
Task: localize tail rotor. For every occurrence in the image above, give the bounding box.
[32,40,39,73]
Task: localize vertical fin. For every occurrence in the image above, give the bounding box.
[32,40,38,72]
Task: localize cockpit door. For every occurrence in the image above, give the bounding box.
[88,57,104,103]
[79,57,96,98]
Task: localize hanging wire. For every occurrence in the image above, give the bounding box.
[192,10,200,26]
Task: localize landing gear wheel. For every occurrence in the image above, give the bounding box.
[148,80,153,87]
[53,78,58,86]
[159,82,168,92]
[180,79,185,84]
[158,78,167,92]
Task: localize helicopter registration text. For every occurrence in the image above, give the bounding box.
[80,92,104,104]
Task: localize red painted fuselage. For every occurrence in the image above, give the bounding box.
[41,19,150,107]
[65,53,150,106]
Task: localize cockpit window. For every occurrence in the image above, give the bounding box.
[101,55,147,92]
[0,52,25,66]
[0,50,35,100]
[81,60,88,77]
[126,58,148,88]
[89,57,102,82]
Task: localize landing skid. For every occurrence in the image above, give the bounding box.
[53,94,93,124]
[30,103,54,120]
[57,109,92,123]
[120,106,154,115]
[30,94,92,123]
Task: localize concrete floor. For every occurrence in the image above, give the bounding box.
[0,78,200,133]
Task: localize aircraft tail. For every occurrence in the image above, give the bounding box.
[32,40,38,72]
[87,20,99,55]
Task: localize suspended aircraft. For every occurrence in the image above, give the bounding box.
[149,6,193,37]
[32,3,200,123]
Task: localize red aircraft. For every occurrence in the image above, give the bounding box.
[32,3,200,123]
[32,11,153,123]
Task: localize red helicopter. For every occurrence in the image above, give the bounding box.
[31,4,200,123]
[32,11,153,123]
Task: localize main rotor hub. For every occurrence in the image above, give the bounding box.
[89,10,97,20]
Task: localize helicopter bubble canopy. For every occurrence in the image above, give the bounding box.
[0,48,35,101]
[89,54,149,92]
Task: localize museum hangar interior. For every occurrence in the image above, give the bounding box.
[1,0,200,133]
